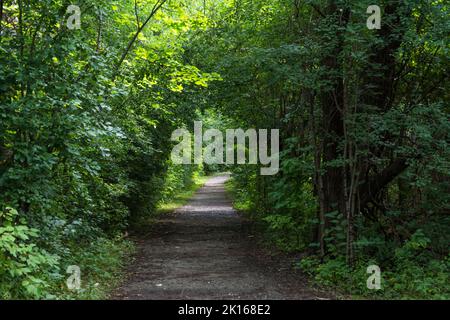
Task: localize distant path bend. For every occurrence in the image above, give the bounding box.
[113,174,330,300]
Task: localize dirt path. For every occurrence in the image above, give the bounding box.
[113,175,330,300]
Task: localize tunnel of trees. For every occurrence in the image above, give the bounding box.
[0,0,448,299]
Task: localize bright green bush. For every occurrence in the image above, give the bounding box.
[0,208,59,299]
[160,163,203,204]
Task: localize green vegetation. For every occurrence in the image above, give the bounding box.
[157,166,207,214]
[58,238,134,300]
[208,0,449,299]
[298,231,450,299]
[0,207,133,299]
[0,0,448,300]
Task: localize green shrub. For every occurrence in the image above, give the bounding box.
[0,207,59,299]
[298,230,450,299]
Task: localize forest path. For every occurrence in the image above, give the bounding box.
[113,174,330,300]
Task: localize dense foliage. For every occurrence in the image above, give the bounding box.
[0,0,448,299]
[0,0,214,298]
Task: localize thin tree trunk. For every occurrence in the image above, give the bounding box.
[309,97,326,257]
[0,0,4,33]
[96,9,103,52]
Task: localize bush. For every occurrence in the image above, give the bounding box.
[0,208,59,299]
[298,230,450,299]
[56,237,134,300]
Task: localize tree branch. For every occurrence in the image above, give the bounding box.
[134,0,141,30]
[310,3,326,18]
[0,0,3,33]
[113,0,167,80]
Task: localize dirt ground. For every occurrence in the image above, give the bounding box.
[112,175,333,300]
